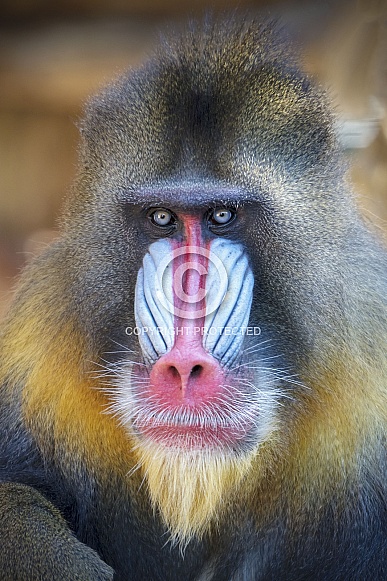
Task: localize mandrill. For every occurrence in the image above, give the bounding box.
[0,17,387,581]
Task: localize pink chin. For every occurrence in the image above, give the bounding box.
[136,419,250,448]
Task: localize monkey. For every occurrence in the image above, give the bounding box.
[0,16,387,581]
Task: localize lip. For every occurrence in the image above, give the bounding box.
[134,417,250,448]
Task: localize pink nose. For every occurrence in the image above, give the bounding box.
[149,344,224,403]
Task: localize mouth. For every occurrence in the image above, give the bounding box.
[131,405,254,448]
[106,360,280,453]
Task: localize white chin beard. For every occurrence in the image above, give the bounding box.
[132,436,255,547]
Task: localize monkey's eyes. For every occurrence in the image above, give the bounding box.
[149,208,175,227]
[208,208,236,227]
[213,209,233,224]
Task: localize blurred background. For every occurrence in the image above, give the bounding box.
[1,0,386,318]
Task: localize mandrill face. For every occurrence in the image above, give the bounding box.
[101,185,296,544]
[109,191,287,454]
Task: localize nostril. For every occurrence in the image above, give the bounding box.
[167,364,203,379]
[190,364,203,378]
[168,366,180,379]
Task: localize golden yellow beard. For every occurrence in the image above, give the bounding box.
[134,438,254,547]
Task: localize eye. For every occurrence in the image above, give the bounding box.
[209,208,236,227]
[213,209,233,224]
[150,208,174,227]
